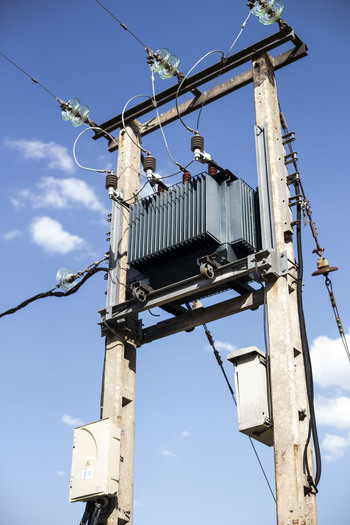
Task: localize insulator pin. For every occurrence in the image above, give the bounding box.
[191,134,204,153]
[105,174,118,190]
[142,155,156,172]
[182,171,191,183]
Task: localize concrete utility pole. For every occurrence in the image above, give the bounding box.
[252,52,317,524]
[101,122,141,525]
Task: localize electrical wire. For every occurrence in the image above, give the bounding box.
[279,100,349,362]
[226,9,252,57]
[253,267,273,428]
[123,179,151,203]
[195,9,252,132]
[158,160,195,180]
[79,501,95,525]
[202,323,276,503]
[0,50,60,101]
[175,9,252,136]
[151,70,186,171]
[295,192,321,492]
[324,276,350,362]
[73,126,116,174]
[0,267,108,319]
[121,95,153,156]
[278,103,322,492]
[94,0,152,53]
[175,50,224,135]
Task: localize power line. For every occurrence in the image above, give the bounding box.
[0,50,61,101]
[202,323,276,503]
[175,9,252,136]
[0,264,108,319]
[94,0,152,53]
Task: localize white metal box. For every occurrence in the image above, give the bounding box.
[69,418,121,502]
[227,346,273,446]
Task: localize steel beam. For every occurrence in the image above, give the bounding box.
[99,249,286,322]
[140,289,264,345]
[94,24,307,144]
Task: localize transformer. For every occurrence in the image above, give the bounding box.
[127,171,259,297]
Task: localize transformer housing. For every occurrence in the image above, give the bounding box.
[127,172,259,291]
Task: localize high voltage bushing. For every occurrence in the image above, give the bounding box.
[208,162,218,177]
[191,134,204,153]
[105,173,118,190]
[182,171,191,183]
[142,155,156,172]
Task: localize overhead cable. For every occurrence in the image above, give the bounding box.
[279,101,349,360]
[279,104,322,492]
[175,9,252,136]
[150,70,186,171]
[202,323,276,503]
[73,126,116,174]
[324,276,350,362]
[0,50,60,101]
[94,0,152,53]
[0,262,108,319]
[121,95,153,156]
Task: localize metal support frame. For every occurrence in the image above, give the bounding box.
[93,24,307,151]
[100,249,288,341]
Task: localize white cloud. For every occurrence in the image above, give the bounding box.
[315,396,350,429]
[134,499,144,508]
[30,216,85,254]
[56,471,66,476]
[310,329,350,391]
[181,430,191,438]
[11,177,107,215]
[5,139,75,173]
[161,450,176,457]
[62,414,83,426]
[321,433,350,462]
[215,341,237,353]
[205,340,237,354]
[1,229,22,241]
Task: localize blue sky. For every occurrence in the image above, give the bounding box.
[0,1,349,524]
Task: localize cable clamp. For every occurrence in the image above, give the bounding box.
[248,250,288,281]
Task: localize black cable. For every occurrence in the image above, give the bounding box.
[278,101,322,491]
[0,50,60,101]
[0,267,108,319]
[202,323,276,503]
[295,187,322,492]
[203,323,236,403]
[79,501,95,525]
[100,338,107,419]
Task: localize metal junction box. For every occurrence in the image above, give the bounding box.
[69,418,121,502]
[227,346,273,447]
[127,172,259,291]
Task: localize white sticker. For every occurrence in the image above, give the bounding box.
[82,466,94,480]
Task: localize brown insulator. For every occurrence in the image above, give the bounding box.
[142,154,156,172]
[182,171,191,183]
[312,256,338,276]
[191,134,204,153]
[208,162,217,177]
[105,173,118,190]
